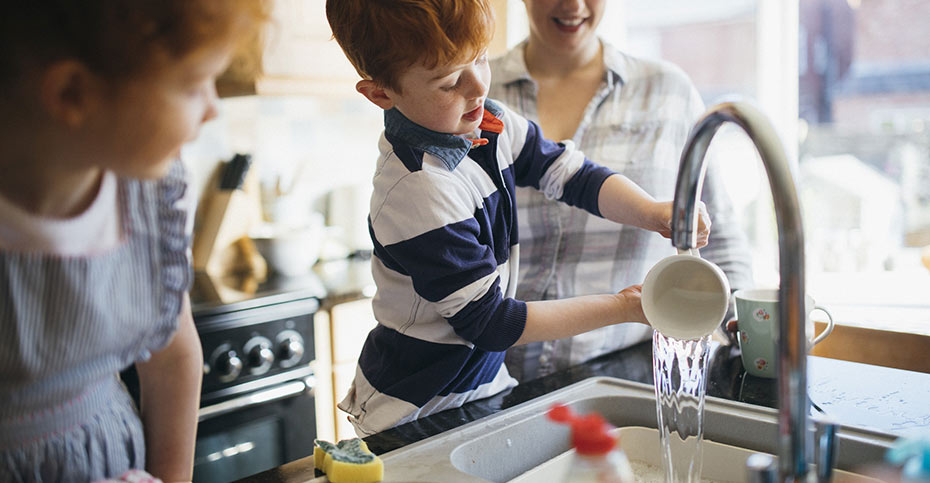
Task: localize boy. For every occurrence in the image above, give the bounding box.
[326,0,710,436]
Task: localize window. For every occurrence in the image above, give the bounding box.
[796,0,930,333]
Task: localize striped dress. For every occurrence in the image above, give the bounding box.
[0,161,191,482]
[338,100,615,435]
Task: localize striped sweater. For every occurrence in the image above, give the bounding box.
[339,99,614,435]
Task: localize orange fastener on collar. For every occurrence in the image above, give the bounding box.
[479,108,504,134]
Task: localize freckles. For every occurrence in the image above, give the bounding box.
[429,97,455,114]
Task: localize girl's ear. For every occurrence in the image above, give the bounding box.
[356,79,395,110]
[39,60,104,128]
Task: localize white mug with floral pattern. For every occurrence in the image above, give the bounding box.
[734,288,835,378]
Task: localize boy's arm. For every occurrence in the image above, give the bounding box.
[512,178,711,346]
[135,294,203,482]
[498,104,709,244]
[597,173,669,233]
[597,174,711,247]
[515,285,648,345]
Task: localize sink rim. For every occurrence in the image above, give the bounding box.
[378,376,898,482]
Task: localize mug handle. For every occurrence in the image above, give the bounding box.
[677,248,701,257]
[810,305,835,346]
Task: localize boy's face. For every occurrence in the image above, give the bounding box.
[383,51,491,136]
[89,42,230,179]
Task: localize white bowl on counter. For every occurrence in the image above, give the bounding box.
[250,217,323,277]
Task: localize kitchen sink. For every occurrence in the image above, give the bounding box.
[365,377,897,482]
[508,426,884,482]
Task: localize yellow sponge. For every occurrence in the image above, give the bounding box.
[313,438,383,483]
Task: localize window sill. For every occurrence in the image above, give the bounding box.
[823,304,930,336]
[810,320,930,374]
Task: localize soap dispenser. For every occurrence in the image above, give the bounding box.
[547,404,635,483]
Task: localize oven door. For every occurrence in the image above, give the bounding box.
[193,376,317,483]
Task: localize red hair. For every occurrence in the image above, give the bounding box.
[326,0,495,92]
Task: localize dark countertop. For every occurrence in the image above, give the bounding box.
[242,339,930,482]
[211,258,930,481]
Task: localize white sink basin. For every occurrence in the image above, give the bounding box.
[366,377,897,482]
[509,426,881,482]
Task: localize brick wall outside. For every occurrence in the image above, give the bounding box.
[659,18,757,100]
[854,0,930,63]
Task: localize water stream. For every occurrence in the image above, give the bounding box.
[652,330,711,483]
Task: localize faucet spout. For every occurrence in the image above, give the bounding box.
[671,101,811,481]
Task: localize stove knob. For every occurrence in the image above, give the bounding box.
[277,330,305,368]
[215,350,243,382]
[245,336,274,375]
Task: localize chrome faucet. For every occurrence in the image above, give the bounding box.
[670,100,814,482]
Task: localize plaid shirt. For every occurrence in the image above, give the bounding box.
[489,40,753,382]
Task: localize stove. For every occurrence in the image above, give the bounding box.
[190,272,326,482]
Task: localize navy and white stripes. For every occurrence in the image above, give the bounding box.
[339,100,614,435]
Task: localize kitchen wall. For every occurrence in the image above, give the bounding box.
[182,94,384,255]
[182,0,516,259]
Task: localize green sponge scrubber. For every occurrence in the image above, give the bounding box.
[313,438,383,483]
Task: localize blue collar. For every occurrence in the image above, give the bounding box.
[383,99,504,170]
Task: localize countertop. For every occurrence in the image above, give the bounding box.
[242,339,930,482]
[189,255,374,317]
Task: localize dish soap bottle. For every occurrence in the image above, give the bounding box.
[548,404,635,483]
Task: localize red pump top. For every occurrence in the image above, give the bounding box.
[547,404,617,455]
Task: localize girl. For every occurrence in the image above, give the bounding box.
[0,2,269,481]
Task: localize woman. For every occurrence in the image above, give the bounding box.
[489,0,753,382]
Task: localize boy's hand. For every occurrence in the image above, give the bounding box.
[616,284,649,326]
[654,201,711,248]
[694,201,711,247]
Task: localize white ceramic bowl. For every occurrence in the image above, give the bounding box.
[250,221,322,277]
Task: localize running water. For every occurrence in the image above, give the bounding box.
[652,330,711,483]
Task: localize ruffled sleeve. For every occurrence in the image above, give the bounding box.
[137,160,193,360]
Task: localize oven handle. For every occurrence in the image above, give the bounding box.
[198,375,315,422]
